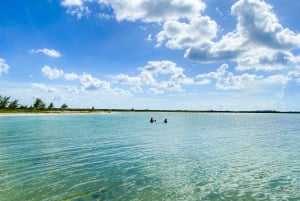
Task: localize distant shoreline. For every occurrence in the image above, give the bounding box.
[1,109,300,116]
[0,110,112,117]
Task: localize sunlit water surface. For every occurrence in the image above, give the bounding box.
[1,112,300,200]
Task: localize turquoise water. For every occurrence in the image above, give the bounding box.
[1,112,300,201]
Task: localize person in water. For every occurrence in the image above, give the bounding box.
[164,118,167,123]
[150,117,156,123]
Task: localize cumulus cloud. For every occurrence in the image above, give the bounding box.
[39,64,129,95]
[236,48,300,71]
[31,83,58,93]
[62,0,206,22]
[156,16,218,49]
[130,85,143,93]
[196,64,262,90]
[115,60,193,93]
[60,0,300,71]
[42,65,64,79]
[67,86,80,93]
[115,74,141,85]
[185,0,300,68]
[196,79,211,85]
[231,0,300,50]
[185,31,246,62]
[142,60,183,75]
[264,74,290,85]
[80,73,111,91]
[195,63,300,100]
[31,48,61,58]
[64,73,79,81]
[99,0,205,22]
[61,0,83,7]
[0,58,9,76]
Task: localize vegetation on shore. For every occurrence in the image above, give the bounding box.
[1,94,300,114]
[0,95,71,113]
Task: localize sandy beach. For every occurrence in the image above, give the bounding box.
[0,111,112,117]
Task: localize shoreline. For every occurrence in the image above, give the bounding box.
[0,110,113,117]
[1,109,300,116]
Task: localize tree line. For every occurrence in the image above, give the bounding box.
[0,95,68,111]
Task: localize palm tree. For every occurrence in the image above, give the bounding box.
[61,103,68,110]
[8,99,19,109]
[48,102,54,110]
[33,98,46,110]
[0,95,11,109]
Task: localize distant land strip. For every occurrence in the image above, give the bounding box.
[1,95,299,114]
[1,108,300,114]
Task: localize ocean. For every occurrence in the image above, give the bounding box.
[0,112,300,200]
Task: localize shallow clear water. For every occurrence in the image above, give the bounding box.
[1,112,300,200]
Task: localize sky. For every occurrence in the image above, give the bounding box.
[1,0,300,111]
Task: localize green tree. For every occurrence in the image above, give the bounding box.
[33,98,46,110]
[19,105,28,109]
[0,95,11,108]
[61,103,68,110]
[8,99,19,109]
[48,102,54,110]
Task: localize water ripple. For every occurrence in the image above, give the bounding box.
[1,113,300,200]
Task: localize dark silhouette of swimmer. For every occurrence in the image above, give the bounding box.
[150,117,156,123]
[164,118,167,123]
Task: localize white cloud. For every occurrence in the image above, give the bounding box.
[146,34,152,41]
[42,65,64,79]
[99,0,206,22]
[61,0,83,7]
[111,87,131,96]
[196,79,211,85]
[196,64,262,90]
[156,16,218,49]
[138,60,195,92]
[98,12,113,20]
[64,73,79,81]
[157,80,184,92]
[231,0,300,50]
[67,86,80,93]
[185,0,300,69]
[149,87,164,94]
[80,73,111,91]
[130,85,143,93]
[236,48,300,71]
[31,48,61,58]
[39,65,130,95]
[195,63,300,100]
[115,60,193,94]
[60,0,300,71]
[263,74,290,99]
[31,83,58,93]
[185,31,246,62]
[115,74,141,85]
[142,60,183,75]
[288,71,300,84]
[139,71,156,85]
[66,6,90,19]
[264,74,290,84]
[0,58,9,77]
[61,0,90,18]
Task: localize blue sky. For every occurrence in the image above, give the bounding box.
[1,0,300,110]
